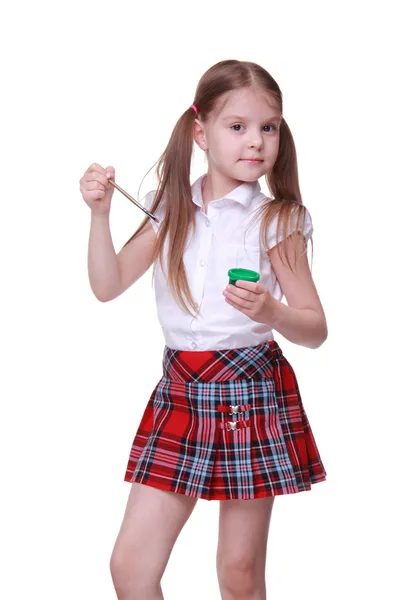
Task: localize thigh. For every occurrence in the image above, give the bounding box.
[111,482,198,582]
[216,496,275,571]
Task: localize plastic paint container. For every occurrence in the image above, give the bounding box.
[228,268,260,286]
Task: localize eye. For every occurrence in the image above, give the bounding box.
[231,124,277,133]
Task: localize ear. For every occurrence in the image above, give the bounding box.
[193,119,208,151]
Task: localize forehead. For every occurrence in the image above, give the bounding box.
[213,87,281,120]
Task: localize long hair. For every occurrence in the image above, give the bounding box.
[122,59,313,317]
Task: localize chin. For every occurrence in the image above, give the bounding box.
[239,176,260,182]
[232,171,263,182]
[237,163,268,176]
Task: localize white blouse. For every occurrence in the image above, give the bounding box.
[144,174,313,351]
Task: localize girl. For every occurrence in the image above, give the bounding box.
[80,59,328,600]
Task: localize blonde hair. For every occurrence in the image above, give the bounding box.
[123,59,313,317]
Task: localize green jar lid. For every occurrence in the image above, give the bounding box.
[228,268,260,285]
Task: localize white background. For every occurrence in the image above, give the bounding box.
[1,0,399,598]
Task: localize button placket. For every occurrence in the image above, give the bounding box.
[189,223,213,349]
[191,227,212,304]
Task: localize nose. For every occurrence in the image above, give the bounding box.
[247,130,263,149]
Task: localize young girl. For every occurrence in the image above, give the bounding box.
[80,59,328,600]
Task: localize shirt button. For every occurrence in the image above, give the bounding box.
[205,219,210,227]
[200,260,206,267]
[191,341,198,349]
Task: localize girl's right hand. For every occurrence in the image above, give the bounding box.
[80,163,115,215]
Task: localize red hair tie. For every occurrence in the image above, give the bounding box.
[190,104,198,115]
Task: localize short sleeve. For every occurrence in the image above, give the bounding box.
[266,204,313,250]
[143,190,165,233]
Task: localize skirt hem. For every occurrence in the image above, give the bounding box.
[124,473,327,501]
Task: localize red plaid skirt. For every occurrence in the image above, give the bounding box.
[124,340,327,500]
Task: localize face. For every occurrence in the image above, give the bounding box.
[193,87,282,188]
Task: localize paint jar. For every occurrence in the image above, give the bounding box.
[228,268,260,286]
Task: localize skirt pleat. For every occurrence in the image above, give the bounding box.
[124,341,326,500]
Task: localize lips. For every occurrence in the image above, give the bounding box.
[240,158,263,162]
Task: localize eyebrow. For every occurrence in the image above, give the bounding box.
[222,114,282,122]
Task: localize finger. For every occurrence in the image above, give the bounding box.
[84,170,109,187]
[87,190,106,201]
[235,280,263,294]
[87,163,105,175]
[85,181,107,192]
[225,285,255,302]
[225,294,253,311]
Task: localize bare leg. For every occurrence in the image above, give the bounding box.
[110,482,198,599]
[216,496,275,600]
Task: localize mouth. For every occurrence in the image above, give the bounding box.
[240,158,264,163]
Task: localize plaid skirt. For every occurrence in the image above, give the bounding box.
[124,340,327,501]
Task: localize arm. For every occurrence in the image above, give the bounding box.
[224,232,328,349]
[88,214,157,302]
[267,232,328,349]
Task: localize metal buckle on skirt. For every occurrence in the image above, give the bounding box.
[217,404,252,415]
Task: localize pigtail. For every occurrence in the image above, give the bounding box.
[119,107,198,317]
[259,117,314,272]
[150,109,199,317]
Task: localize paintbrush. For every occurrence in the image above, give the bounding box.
[109,180,159,223]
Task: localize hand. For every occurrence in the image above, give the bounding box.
[223,280,278,326]
[80,163,116,215]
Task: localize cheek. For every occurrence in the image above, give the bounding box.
[210,136,235,162]
[269,137,280,159]
[222,135,242,159]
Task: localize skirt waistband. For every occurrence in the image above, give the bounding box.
[162,340,283,383]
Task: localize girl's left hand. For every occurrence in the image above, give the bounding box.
[223,280,278,326]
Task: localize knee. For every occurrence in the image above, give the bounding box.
[110,545,128,582]
[110,547,133,598]
[217,556,260,597]
[110,544,159,599]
